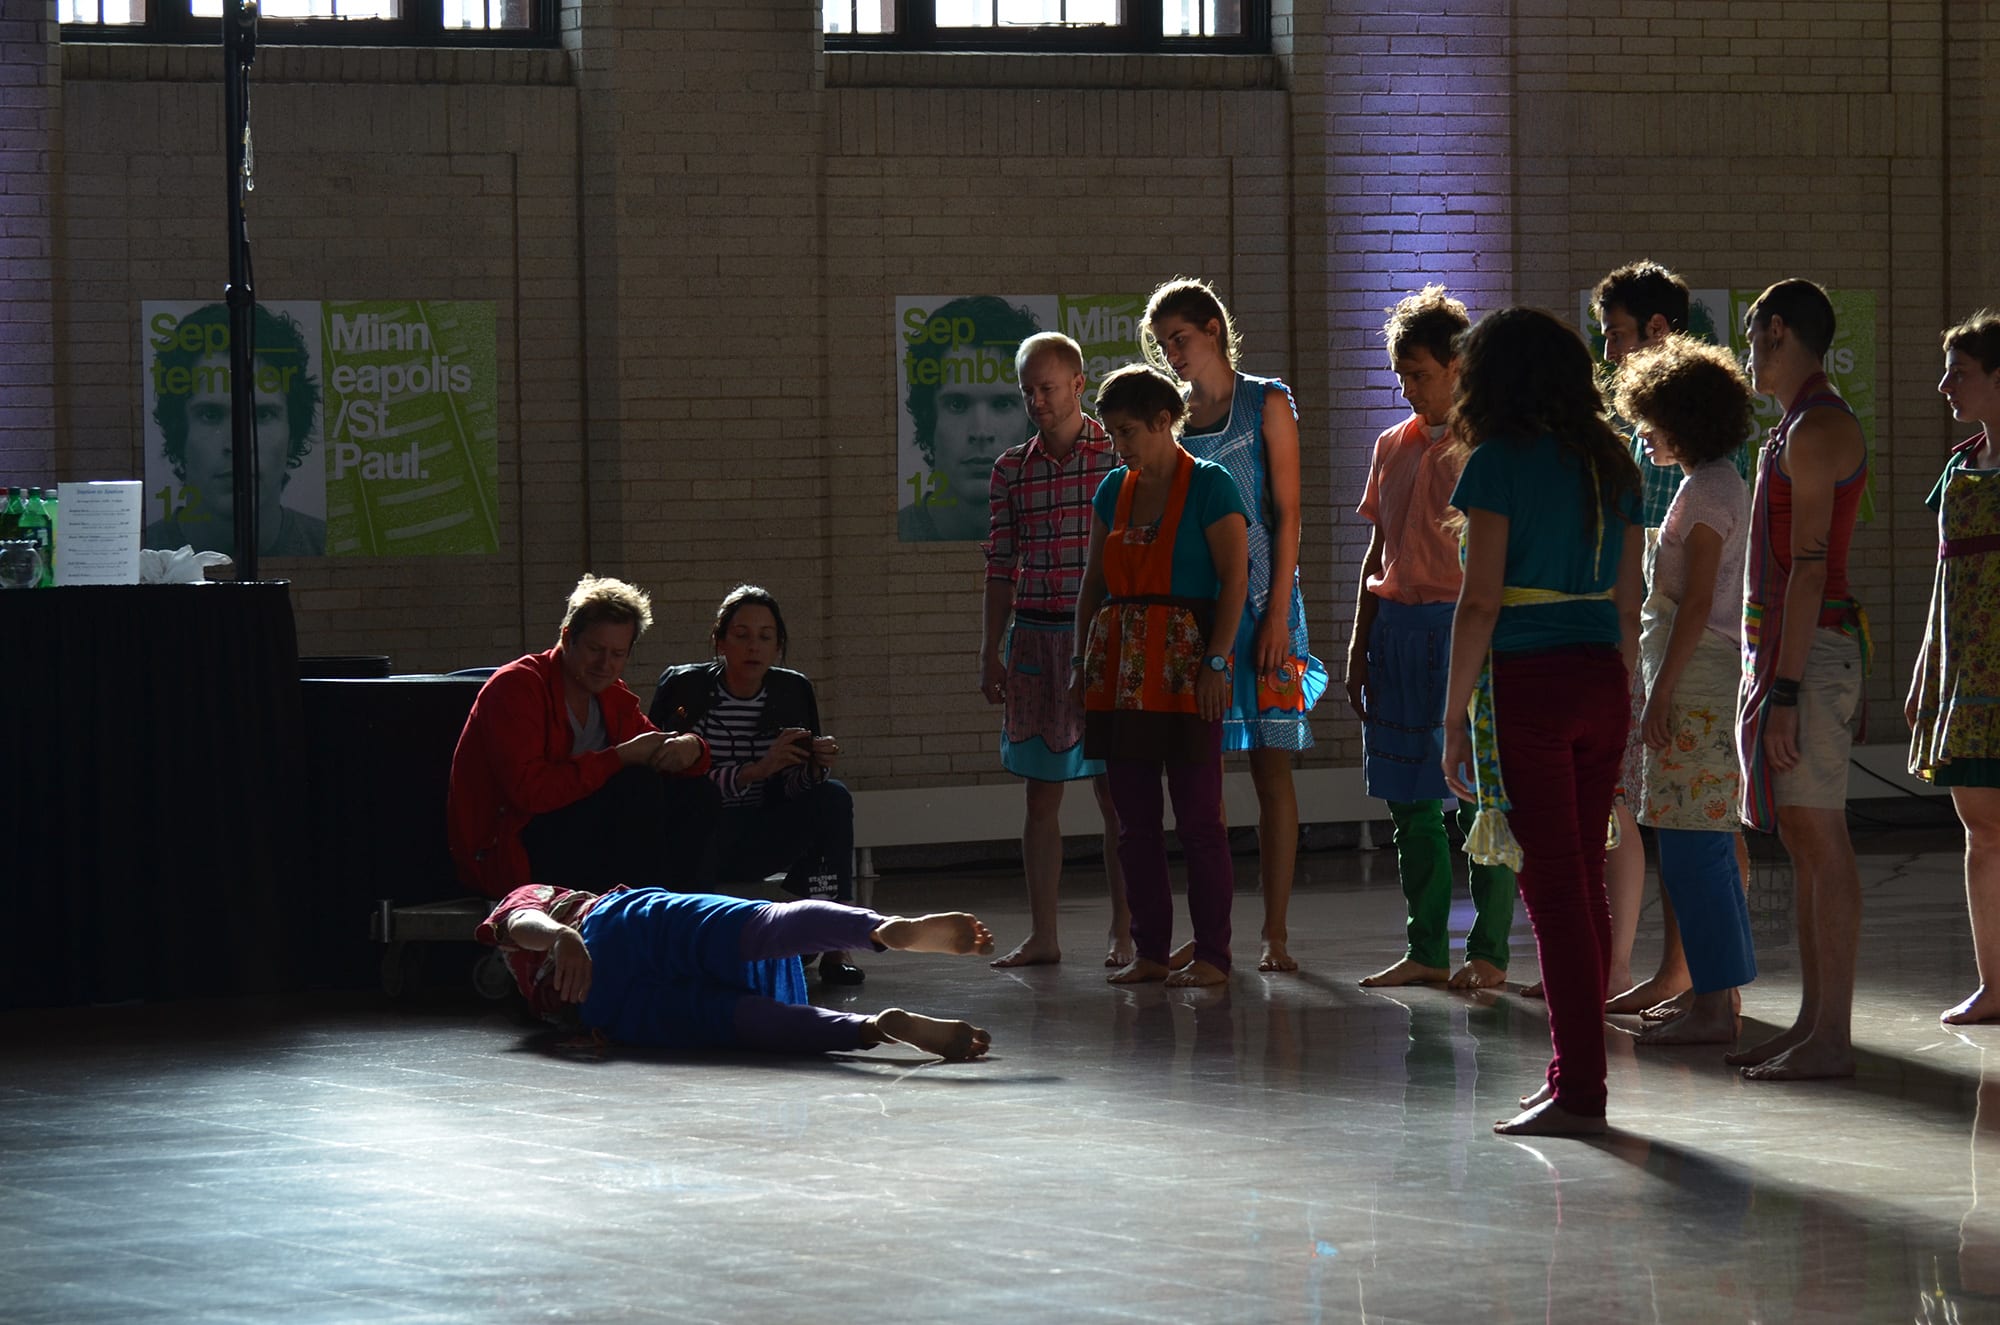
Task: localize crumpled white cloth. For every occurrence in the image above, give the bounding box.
[139,546,234,584]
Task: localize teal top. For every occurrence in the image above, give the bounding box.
[1091,457,1248,601]
[1450,433,1642,654]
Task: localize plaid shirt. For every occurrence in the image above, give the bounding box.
[982,417,1117,616]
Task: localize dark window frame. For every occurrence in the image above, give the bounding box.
[824,0,1268,54]
[59,0,560,49]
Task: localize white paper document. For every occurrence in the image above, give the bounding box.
[55,481,143,585]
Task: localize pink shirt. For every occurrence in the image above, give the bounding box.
[1357,415,1464,605]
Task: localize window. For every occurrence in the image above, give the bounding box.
[822,0,1264,51]
[60,0,555,46]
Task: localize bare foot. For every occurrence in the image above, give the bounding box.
[1105,928,1135,968]
[990,938,1060,969]
[1166,959,1229,988]
[1724,1022,1808,1068]
[1518,1081,1553,1110]
[1640,989,1693,1023]
[1605,975,1690,1015]
[1520,981,1545,1001]
[1359,957,1449,988]
[1259,939,1298,973]
[875,913,996,957]
[1944,985,2000,1025]
[1449,958,1506,991]
[1167,940,1196,971]
[1740,1038,1856,1081]
[1637,992,1739,1046]
[1108,957,1172,984]
[873,1008,991,1061]
[1494,1098,1608,1137]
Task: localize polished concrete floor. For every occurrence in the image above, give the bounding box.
[7,820,2000,1324]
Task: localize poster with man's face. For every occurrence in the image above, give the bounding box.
[894,293,1149,544]
[142,300,328,558]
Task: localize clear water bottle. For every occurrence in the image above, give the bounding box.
[18,489,50,588]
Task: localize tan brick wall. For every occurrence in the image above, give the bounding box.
[1,0,59,481]
[31,0,1989,803]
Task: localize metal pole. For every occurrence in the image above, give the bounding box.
[223,0,259,579]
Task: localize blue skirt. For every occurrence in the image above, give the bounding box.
[1220,573,1327,753]
[1363,599,1455,803]
[576,890,809,1050]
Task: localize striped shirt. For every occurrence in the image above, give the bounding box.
[694,685,817,806]
[982,417,1118,616]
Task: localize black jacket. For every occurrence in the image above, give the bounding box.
[650,661,823,737]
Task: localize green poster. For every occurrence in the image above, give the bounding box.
[322,300,500,555]
[1058,293,1149,383]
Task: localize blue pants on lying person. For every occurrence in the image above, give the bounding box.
[475,885,996,1059]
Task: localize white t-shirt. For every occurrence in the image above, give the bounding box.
[1652,459,1749,644]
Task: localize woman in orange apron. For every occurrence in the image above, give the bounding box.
[1071,364,1250,988]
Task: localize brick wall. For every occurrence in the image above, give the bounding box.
[1,0,58,482]
[32,0,1990,802]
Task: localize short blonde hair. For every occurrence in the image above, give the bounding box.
[1015,331,1085,379]
[558,573,653,643]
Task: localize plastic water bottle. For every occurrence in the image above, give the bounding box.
[18,489,50,587]
[0,488,15,540]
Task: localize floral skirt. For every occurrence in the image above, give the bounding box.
[1636,597,1743,832]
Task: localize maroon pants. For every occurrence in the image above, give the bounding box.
[1493,646,1628,1118]
[1106,720,1233,972]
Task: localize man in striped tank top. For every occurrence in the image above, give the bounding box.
[1729,279,1869,1082]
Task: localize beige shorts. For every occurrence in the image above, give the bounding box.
[1772,628,1862,810]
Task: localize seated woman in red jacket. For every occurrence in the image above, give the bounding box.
[448,574,719,899]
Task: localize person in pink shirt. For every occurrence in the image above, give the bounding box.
[1349,287,1518,991]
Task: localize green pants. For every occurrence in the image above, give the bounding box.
[1387,799,1516,971]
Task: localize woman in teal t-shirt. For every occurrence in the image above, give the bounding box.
[1440,307,1644,1138]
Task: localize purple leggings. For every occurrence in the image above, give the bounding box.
[1106,721,1232,971]
[731,900,882,1054]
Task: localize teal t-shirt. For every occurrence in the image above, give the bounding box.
[1091,457,1249,600]
[1450,433,1642,654]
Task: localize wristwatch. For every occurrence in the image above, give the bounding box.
[1205,654,1230,673]
[1070,654,1085,668]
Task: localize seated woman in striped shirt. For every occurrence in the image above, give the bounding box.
[652,585,863,984]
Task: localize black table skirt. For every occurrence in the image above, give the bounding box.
[2,582,305,1009]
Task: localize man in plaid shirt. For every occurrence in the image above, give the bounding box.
[978,332,1130,968]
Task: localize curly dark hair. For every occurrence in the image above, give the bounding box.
[903,295,1042,466]
[1449,307,1641,542]
[1383,284,1469,365]
[1095,363,1187,430]
[151,302,321,477]
[1591,260,1690,337]
[1609,335,1753,467]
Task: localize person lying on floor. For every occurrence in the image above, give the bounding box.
[475,884,996,1060]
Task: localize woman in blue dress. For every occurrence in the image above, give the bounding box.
[1143,278,1329,972]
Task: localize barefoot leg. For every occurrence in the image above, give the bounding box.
[874,913,997,956]
[1250,750,1299,972]
[1360,957,1449,988]
[1108,957,1172,984]
[1449,957,1506,991]
[1603,802,1645,997]
[1946,789,2000,1025]
[1605,973,1692,1015]
[1002,779,1065,967]
[1093,775,1134,966]
[873,1008,992,1061]
[1494,1097,1607,1137]
[1166,958,1229,988]
[1636,989,1739,1046]
[1738,805,1858,1078]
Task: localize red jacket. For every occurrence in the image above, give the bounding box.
[447,648,710,898]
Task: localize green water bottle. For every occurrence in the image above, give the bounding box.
[0,488,16,540]
[39,488,55,585]
[20,489,52,587]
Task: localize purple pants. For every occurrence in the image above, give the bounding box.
[1106,720,1232,971]
[731,900,882,1053]
[1492,646,1628,1118]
